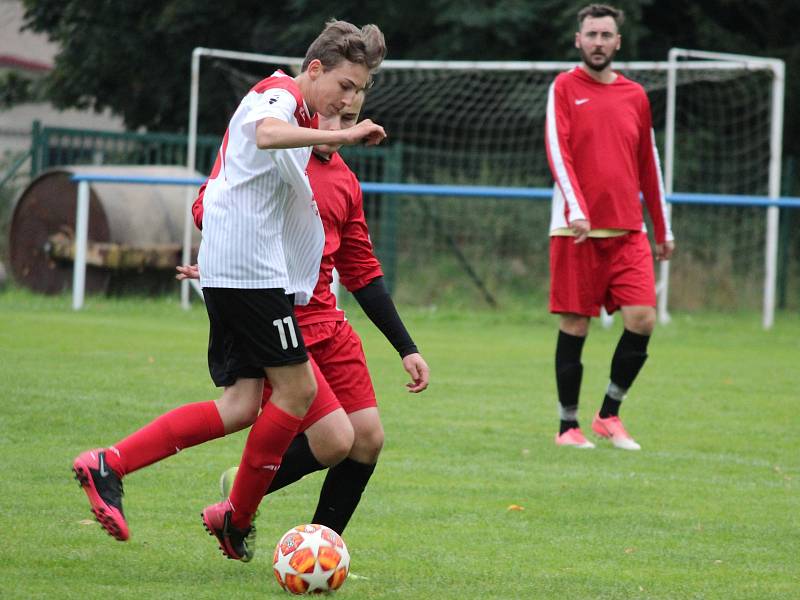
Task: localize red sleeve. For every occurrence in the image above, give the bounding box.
[637,93,672,243]
[545,75,589,223]
[334,176,383,292]
[191,181,207,230]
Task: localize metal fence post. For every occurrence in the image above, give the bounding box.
[30,120,42,178]
[72,179,90,310]
[777,156,796,309]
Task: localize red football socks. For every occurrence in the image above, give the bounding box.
[106,400,225,476]
[228,402,303,529]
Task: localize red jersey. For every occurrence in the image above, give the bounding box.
[192,150,382,325]
[297,151,383,325]
[545,67,673,244]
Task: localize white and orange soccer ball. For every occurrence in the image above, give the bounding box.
[272,524,350,594]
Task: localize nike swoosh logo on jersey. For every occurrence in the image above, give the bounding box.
[575,98,590,105]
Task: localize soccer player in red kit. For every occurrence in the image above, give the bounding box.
[544,4,675,450]
[181,92,429,557]
[72,21,387,561]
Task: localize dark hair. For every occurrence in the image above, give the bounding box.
[302,20,387,72]
[577,4,625,30]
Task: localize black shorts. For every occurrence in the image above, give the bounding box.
[203,288,308,387]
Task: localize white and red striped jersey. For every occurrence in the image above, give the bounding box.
[196,70,325,305]
[193,151,384,326]
[545,67,673,244]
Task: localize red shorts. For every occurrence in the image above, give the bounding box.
[549,232,656,317]
[261,320,377,432]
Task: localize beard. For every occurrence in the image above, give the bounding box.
[580,46,616,72]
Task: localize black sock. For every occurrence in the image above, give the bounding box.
[559,420,579,435]
[555,330,586,430]
[265,434,324,495]
[599,397,621,418]
[312,458,376,535]
[599,329,650,418]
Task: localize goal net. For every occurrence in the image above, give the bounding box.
[190,50,784,313]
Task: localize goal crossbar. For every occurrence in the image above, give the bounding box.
[183,47,786,328]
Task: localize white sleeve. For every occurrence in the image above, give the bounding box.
[271,146,314,204]
[239,88,313,203]
[240,88,297,142]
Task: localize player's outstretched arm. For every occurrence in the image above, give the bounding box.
[256,117,386,150]
[340,119,386,146]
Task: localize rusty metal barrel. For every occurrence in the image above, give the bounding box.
[9,165,202,295]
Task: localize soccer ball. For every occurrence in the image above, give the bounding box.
[272,524,350,594]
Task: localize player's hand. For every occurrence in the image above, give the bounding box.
[570,219,591,243]
[175,263,200,280]
[656,240,675,261]
[344,119,386,146]
[402,353,429,393]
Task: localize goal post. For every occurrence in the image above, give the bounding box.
[661,48,785,329]
[183,48,787,326]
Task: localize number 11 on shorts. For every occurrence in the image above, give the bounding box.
[273,316,299,350]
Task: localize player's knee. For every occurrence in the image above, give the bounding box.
[351,424,384,464]
[225,400,259,430]
[560,314,589,337]
[239,403,261,428]
[364,426,385,456]
[296,376,318,409]
[629,312,656,335]
[215,388,261,432]
[277,374,317,411]
[314,424,354,467]
[622,306,657,335]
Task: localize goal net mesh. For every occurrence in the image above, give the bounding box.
[207,58,778,310]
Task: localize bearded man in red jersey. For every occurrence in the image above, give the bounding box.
[545,4,675,450]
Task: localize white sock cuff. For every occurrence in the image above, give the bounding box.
[559,404,578,421]
[606,382,627,401]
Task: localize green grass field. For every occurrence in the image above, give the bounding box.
[1,288,798,599]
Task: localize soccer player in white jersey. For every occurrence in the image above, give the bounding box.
[544,4,675,450]
[72,20,387,561]
[182,92,429,557]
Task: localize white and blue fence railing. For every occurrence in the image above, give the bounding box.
[69,173,800,328]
